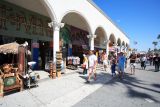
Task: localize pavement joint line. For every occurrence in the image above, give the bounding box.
[27,89,46,106]
[45,72,112,107]
[144,98,154,103]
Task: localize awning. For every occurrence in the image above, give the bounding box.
[0,42,31,55]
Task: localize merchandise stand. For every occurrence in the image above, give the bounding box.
[67,56,80,70]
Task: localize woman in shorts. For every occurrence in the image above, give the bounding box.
[129,54,137,74]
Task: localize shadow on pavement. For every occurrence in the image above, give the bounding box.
[152,83,160,88]
[79,72,111,85]
[135,66,159,72]
[145,69,156,72]
[104,73,160,103]
[126,85,160,103]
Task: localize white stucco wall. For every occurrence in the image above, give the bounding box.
[42,0,129,45]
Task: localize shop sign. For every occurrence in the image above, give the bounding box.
[50,41,53,48]
[0,1,53,37]
[32,43,39,48]
[82,45,88,49]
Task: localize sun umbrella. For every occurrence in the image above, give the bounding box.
[0,42,19,54]
[0,42,31,55]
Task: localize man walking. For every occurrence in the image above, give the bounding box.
[118,52,126,79]
[87,50,97,83]
[153,53,160,72]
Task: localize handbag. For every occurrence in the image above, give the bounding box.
[82,64,86,69]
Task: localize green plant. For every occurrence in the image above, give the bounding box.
[60,25,71,45]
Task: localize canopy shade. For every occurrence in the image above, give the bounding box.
[0,42,31,55]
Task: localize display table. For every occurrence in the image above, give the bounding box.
[0,64,23,97]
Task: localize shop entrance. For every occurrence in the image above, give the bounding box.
[39,41,52,70]
[60,12,91,67]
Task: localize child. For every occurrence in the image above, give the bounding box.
[111,59,116,77]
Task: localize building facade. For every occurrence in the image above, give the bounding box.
[0,0,130,69]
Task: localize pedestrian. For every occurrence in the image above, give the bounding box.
[82,54,88,75]
[124,53,128,68]
[98,54,101,65]
[129,53,137,75]
[140,54,147,70]
[149,55,153,66]
[101,51,108,71]
[117,52,126,79]
[153,53,160,72]
[87,50,97,83]
[111,59,116,77]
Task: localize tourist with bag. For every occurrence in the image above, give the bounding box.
[82,54,88,75]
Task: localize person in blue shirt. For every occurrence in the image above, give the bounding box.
[118,52,126,79]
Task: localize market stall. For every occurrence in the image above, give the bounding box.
[0,42,24,96]
[67,56,80,70]
[0,42,37,96]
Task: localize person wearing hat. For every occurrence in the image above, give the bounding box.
[117,52,126,79]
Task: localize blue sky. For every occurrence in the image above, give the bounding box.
[93,0,160,51]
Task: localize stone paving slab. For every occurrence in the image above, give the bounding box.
[0,66,112,107]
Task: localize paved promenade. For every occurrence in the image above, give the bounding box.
[0,65,112,107]
[73,64,160,107]
[0,64,159,107]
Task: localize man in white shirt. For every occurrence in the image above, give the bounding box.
[87,50,97,83]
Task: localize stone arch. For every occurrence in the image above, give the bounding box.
[60,10,92,34]
[40,0,57,21]
[126,43,129,48]
[94,26,108,49]
[122,41,125,46]
[59,11,92,63]
[109,33,116,46]
[117,38,122,46]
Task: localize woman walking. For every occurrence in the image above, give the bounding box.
[129,53,137,75]
[82,54,88,75]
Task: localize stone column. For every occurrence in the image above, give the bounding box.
[114,44,118,56]
[87,34,96,50]
[48,21,64,63]
[104,40,109,57]
[120,45,122,52]
[53,26,60,63]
